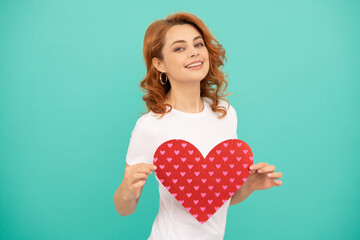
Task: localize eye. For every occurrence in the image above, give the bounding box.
[174,47,184,52]
[195,42,204,47]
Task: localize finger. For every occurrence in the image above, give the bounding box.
[143,163,157,171]
[135,163,156,170]
[273,180,282,186]
[127,164,153,176]
[258,165,276,173]
[134,172,149,181]
[141,163,157,171]
[137,165,156,175]
[250,162,269,171]
[132,180,146,190]
[267,172,283,178]
[128,173,149,185]
[134,178,147,185]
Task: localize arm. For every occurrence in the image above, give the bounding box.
[229,106,254,205]
[113,163,145,216]
[114,116,158,216]
[229,180,254,206]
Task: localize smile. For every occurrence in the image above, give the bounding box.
[185,61,203,69]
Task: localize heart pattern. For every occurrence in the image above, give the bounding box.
[153,139,253,224]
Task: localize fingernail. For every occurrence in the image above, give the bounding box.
[250,166,254,170]
[258,169,262,173]
[268,173,272,177]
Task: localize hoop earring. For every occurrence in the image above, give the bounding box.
[159,72,168,85]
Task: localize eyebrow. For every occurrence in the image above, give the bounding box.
[170,36,203,47]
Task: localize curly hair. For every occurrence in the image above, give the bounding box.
[139,11,234,119]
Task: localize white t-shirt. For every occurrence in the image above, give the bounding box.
[125,97,238,240]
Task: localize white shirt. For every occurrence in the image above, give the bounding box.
[125,97,238,240]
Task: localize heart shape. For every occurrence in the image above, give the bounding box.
[153,139,253,224]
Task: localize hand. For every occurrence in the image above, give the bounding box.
[121,163,157,201]
[245,162,283,191]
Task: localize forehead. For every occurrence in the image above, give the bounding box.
[163,24,202,46]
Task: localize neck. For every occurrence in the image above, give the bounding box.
[165,82,204,113]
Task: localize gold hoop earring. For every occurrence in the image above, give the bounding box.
[159,72,168,85]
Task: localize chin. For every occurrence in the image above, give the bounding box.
[188,68,210,82]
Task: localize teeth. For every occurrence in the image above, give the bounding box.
[186,62,202,68]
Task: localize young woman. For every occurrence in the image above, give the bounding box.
[113,11,283,240]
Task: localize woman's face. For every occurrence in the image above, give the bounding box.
[153,24,210,83]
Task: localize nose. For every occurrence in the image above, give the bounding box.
[190,46,200,58]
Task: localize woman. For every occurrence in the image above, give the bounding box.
[113,11,283,239]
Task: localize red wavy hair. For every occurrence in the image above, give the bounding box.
[139,11,234,119]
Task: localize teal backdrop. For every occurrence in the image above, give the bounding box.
[1,0,359,239]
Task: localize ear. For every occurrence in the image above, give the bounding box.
[152,57,166,73]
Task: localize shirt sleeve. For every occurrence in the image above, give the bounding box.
[125,116,159,166]
[232,105,238,139]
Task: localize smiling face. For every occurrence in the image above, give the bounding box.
[152,24,210,84]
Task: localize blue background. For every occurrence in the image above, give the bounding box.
[1,0,359,239]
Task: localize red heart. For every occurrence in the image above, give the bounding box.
[153,139,253,224]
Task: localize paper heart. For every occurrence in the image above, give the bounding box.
[153,139,253,224]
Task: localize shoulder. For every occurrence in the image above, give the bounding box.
[131,112,159,136]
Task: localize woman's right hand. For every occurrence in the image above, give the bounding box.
[121,163,157,201]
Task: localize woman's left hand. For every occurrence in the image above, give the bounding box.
[245,162,283,191]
